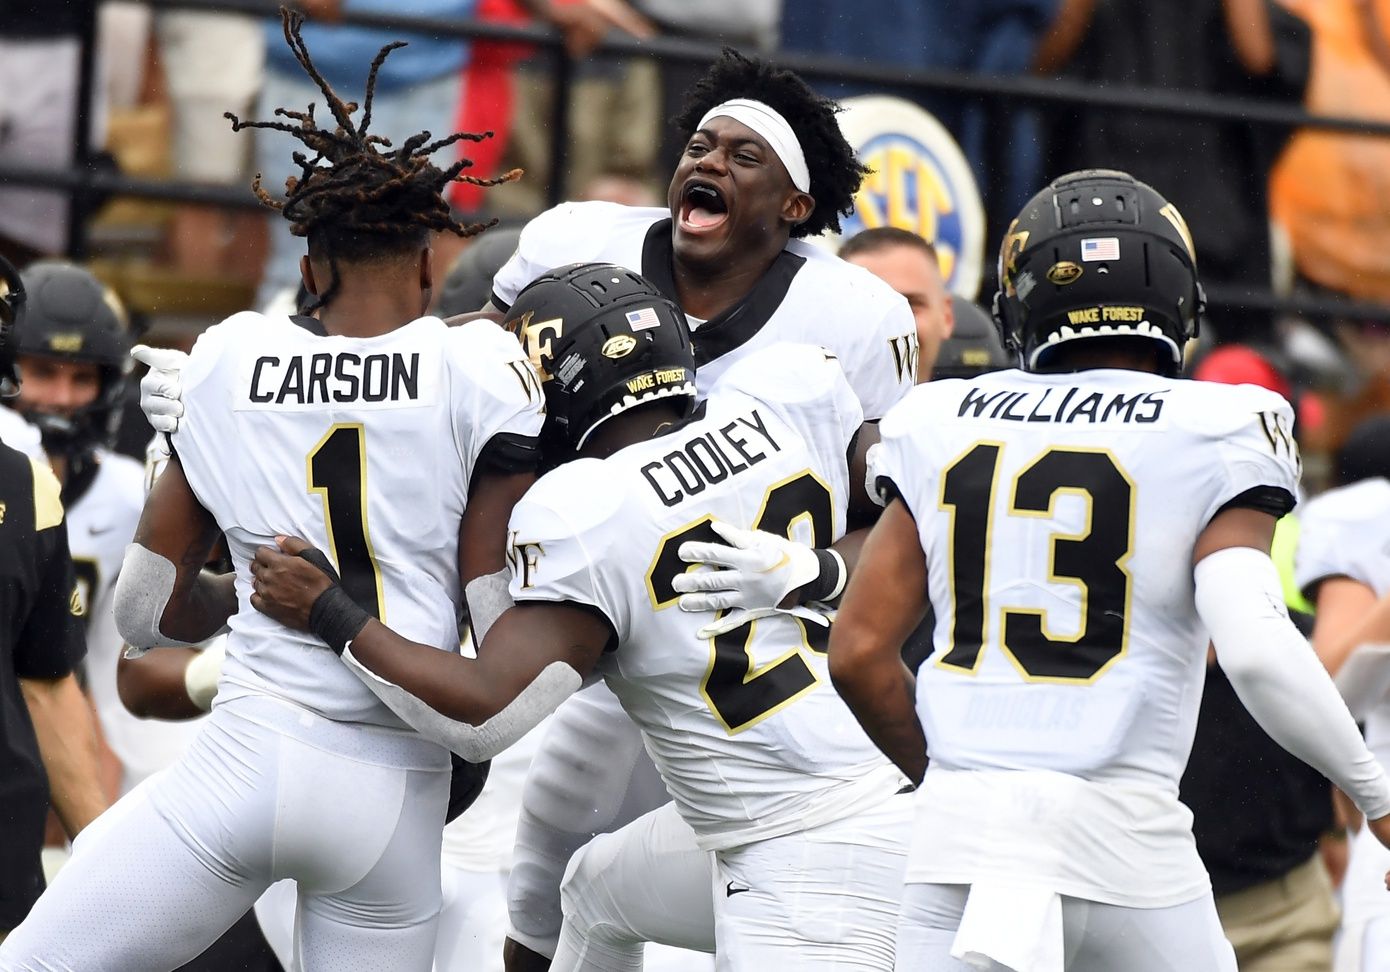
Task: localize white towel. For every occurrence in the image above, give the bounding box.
[951,881,1064,972]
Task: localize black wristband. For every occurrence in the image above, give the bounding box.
[307,584,371,655]
[802,548,848,603]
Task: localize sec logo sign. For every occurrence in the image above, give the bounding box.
[821,96,985,300]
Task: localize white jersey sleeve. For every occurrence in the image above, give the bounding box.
[709,342,864,470]
[443,320,546,475]
[505,460,631,640]
[172,311,245,515]
[868,382,933,512]
[0,402,44,459]
[490,202,625,310]
[1296,479,1390,599]
[839,293,918,422]
[1171,383,1301,528]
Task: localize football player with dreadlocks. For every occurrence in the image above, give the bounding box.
[248,264,912,969]
[132,46,919,970]
[830,170,1390,970]
[0,11,538,971]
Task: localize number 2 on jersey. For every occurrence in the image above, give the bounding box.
[940,443,1134,683]
[646,470,834,734]
[307,424,385,619]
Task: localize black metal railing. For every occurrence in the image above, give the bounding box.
[5,0,1389,321]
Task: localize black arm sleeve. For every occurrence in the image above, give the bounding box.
[1215,485,1297,520]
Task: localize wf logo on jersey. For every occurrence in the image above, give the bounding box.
[1258,409,1301,475]
[507,530,545,590]
[888,334,919,384]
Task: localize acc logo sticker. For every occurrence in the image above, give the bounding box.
[1047,261,1083,286]
[602,335,636,359]
[826,96,986,299]
[48,333,83,353]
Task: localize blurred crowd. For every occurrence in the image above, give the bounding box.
[6,0,1390,969]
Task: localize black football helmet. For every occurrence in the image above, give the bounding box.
[13,262,131,457]
[0,254,25,399]
[934,295,1009,380]
[993,169,1203,376]
[504,263,696,459]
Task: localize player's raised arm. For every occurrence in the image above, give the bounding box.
[113,455,234,650]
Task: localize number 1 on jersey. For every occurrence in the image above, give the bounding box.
[307,424,385,620]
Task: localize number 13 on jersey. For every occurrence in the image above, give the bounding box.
[938,442,1135,684]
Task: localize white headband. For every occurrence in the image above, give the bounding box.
[697,99,811,193]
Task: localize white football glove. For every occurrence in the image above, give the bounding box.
[673,519,845,638]
[132,344,188,436]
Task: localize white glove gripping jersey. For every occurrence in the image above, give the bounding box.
[172,313,545,730]
[870,370,1300,906]
[489,201,917,421]
[69,450,202,789]
[504,343,902,850]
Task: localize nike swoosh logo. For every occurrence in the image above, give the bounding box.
[89,524,116,536]
[764,553,789,573]
[725,881,752,897]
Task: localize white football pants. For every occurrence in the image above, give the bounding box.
[0,694,449,972]
[507,682,669,959]
[895,883,1237,972]
[556,794,911,971]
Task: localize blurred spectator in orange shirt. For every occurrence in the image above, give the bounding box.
[1272,0,1390,304]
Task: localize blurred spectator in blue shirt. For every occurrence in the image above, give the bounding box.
[255,0,478,307]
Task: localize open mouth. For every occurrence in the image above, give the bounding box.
[678,182,729,233]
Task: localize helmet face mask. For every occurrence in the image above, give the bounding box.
[11,262,131,458]
[504,263,697,465]
[993,169,1203,377]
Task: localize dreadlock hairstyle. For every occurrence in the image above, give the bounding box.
[671,48,869,240]
[227,8,519,311]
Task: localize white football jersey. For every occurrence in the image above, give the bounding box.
[0,404,43,458]
[1296,479,1390,940]
[871,369,1300,905]
[66,450,202,790]
[173,313,545,728]
[506,344,900,850]
[490,201,917,420]
[1296,478,1390,765]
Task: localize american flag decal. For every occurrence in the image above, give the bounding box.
[625,307,661,331]
[1080,237,1120,262]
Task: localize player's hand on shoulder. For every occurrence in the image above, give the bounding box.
[133,344,188,435]
[673,519,822,636]
[250,536,338,635]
